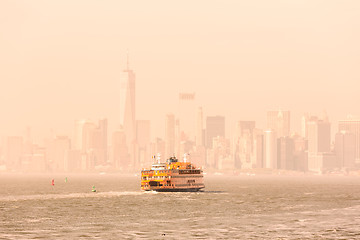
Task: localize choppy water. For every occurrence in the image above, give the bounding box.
[1,174,360,239]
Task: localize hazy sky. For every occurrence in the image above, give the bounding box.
[0,0,359,142]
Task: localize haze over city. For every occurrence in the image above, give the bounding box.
[1,0,359,173]
[2,1,360,239]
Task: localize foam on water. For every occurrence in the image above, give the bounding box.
[0,191,143,202]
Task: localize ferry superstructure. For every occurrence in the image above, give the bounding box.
[141,156,205,192]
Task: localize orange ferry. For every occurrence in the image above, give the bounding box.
[141,155,205,192]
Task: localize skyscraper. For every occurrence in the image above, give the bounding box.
[112,127,129,170]
[47,136,71,171]
[234,121,256,169]
[292,135,308,171]
[74,119,95,151]
[301,113,309,138]
[307,118,332,172]
[174,118,181,158]
[98,118,108,164]
[267,110,290,137]
[277,137,294,170]
[206,116,225,149]
[196,107,204,147]
[165,114,175,157]
[264,130,277,169]
[120,62,136,148]
[136,120,151,168]
[338,119,360,164]
[307,119,331,153]
[335,131,356,168]
[178,93,196,141]
[73,119,108,168]
[301,114,320,139]
[253,129,264,168]
[212,136,231,169]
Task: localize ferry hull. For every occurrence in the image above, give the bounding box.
[144,187,204,192]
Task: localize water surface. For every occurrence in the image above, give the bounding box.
[1,174,359,239]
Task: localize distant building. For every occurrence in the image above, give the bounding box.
[308,152,336,173]
[21,146,46,173]
[120,63,136,149]
[307,119,331,153]
[30,153,46,172]
[174,118,181,158]
[74,119,108,168]
[301,113,309,138]
[253,129,264,168]
[196,107,204,147]
[292,135,308,171]
[178,93,197,141]
[206,116,225,149]
[165,114,175,157]
[264,130,277,169]
[136,120,151,168]
[47,136,71,172]
[74,119,96,151]
[338,119,360,165]
[5,136,23,170]
[212,136,231,169]
[307,117,332,172]
[277,137,294,170]
[301,114,322,139]
[152,138,166,161]
[98,118,108,165]
[335,131,356,169]
[234,121,256,169]
[267,110,290,137]
[191,145,206,168]
[112,127,130,170]
[179,140,195,161]
[218,155,235,171]
[65,149,81,172]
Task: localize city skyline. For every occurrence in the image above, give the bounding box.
[0,80,357,146]
[1,53,360,173]
[2,95,360,173]
[1,1,359,142]
[2,2,360,239]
